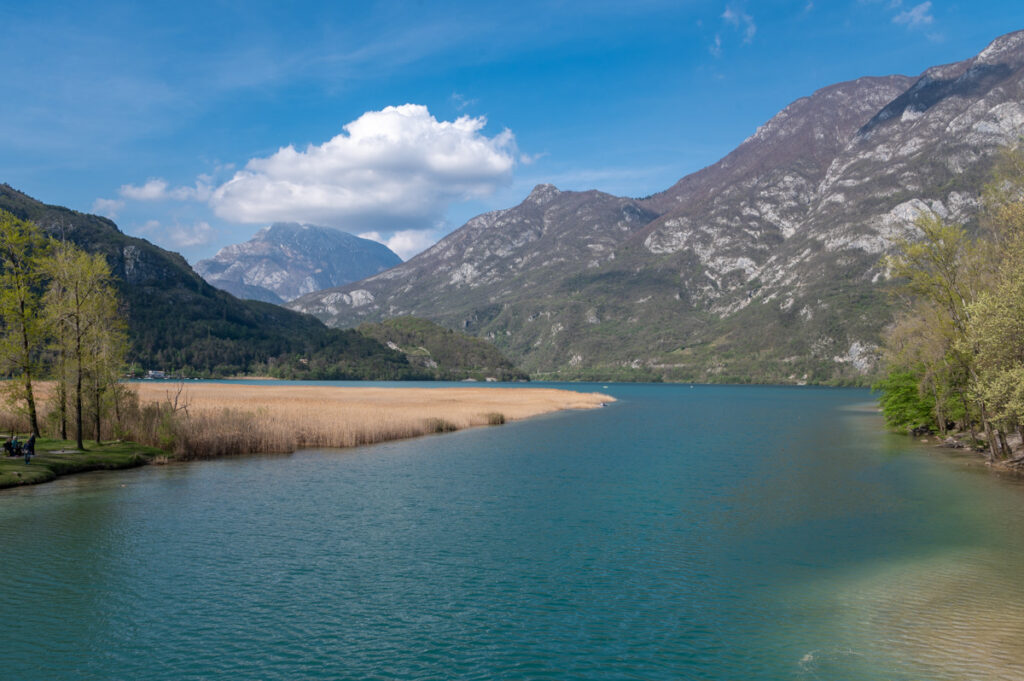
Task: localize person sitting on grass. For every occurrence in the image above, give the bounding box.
[24,434,35,465]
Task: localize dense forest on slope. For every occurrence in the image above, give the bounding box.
[357,317,529,381]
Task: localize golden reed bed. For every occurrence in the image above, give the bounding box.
[131,382,612,458]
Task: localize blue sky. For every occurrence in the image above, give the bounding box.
[2,0,1023,262]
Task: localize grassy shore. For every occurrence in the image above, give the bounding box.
[0,439,165,489]
[0,383,612,489]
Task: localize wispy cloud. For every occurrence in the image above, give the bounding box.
[168,221,215,248]
[722,5,757,44]
[710,34,723,57]
[119,176,213,202]
[892,1,934,28]
[450,92,478,111]
[519,151,548,165]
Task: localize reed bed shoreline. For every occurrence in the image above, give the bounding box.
[131,383,613,459]
[0,383,612,487]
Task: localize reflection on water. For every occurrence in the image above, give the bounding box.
[2,384,1024,680]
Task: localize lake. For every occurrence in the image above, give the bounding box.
[2,383,1023,680]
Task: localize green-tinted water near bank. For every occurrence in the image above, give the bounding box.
[2,383,1023,680]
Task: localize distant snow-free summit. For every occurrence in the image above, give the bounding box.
[196,223,402,303]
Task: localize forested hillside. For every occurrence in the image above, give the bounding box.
[0,184,420,378]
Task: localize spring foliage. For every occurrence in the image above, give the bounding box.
[0,210,126,447]
[876,145,1024,460]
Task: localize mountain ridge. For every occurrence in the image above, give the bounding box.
[289,30,1024,383]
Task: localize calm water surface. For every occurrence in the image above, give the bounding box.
[3,383,1024,680]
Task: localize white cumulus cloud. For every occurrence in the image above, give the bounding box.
[91,197,125,218]
[359,229,439,260]
[168,221,215,248]
[120,178,169,200]
[208,104,517,231]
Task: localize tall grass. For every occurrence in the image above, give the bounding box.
[2,382,612,459]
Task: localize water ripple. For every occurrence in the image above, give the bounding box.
[3,385,1024,679]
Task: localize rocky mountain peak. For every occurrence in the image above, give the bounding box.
[861,31,1024,137]
[196,223,401,303]
[526,183,561,205]
[976,29,1024,66]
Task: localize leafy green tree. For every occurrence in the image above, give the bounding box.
[42,242,124,450]
[872,368,935,430]
[966,230,1024,452]
[0,210,49,436]
[879,302,970,435]
[879,144,1024,459]
[83,302,128,444]
[883,212,992,448]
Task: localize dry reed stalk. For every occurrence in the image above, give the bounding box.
[130,383,612,459]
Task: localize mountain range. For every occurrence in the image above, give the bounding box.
[0,185,517,380]
[288,30,1024,383]
[196,223,401,304]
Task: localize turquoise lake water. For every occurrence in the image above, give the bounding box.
[3,383,1024,680]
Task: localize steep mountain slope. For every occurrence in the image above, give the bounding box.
[290,30,1024,383]
[0,184,419,378]
[196,223,401,303]
[291,186,659,327]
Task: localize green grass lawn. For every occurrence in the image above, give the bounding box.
[0,438,166,490]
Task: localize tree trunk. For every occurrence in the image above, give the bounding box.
[57,329,68,441]
[983,421,999,461]
[980,399,999,462]
[22,369,39,438]
[960,390,976,442]
[75,323,84,451]
[57,375,67,441]
[94,382,102,446]
[998,429,1011,459]
[935,390,947,436]
[113,386,123,432]
[19,301,39,437]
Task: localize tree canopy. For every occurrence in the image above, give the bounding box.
[876,145,1024,461]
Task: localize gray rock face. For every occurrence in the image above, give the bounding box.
[196,223,401,302]
[289,30,1024,382]
[290,185,658,320]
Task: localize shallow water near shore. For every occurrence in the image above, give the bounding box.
[3,383,1024,680]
